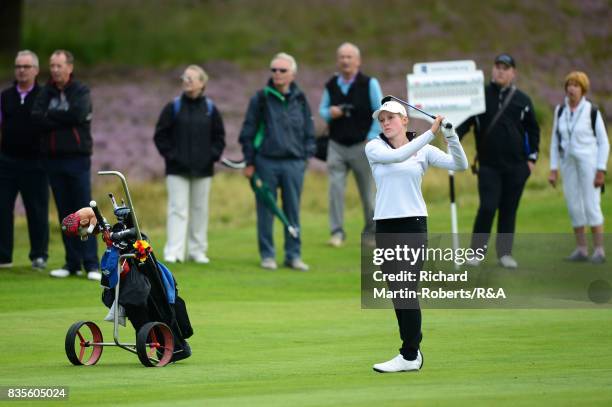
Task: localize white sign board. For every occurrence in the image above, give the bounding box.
[407,60,485,127]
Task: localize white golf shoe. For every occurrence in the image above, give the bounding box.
[373,351,423,373]
[498,255,518,269]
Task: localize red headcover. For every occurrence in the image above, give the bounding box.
[61,213,81,237]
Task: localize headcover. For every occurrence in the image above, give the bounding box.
[61,213,81,237]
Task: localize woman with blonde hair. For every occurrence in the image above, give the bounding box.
[549,71,609,263]
[154,65,226,264]
[366,100,468,372]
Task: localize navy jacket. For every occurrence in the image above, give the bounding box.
[32,78,93,158]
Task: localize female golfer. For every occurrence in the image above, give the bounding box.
[548,71,609,263]
[366,100,468,373]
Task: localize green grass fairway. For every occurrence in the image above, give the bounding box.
[1,173,611,406]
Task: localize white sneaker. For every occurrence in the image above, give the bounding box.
[328,232,344,247]
[260,258,278,270]
[87,271,102,281]
[285,258,309,271]
[498,255,518,269]
[163,256,179,264]
[189,254,210,264]
[466,258,481,267]
[373,351,423,373]
[0,262,13,269]
[49,268,70,278]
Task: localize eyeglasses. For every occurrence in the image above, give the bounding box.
[15,65,34,70]
[270,68,288,73]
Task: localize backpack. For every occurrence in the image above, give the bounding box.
[172,95,214,119]
[555,102,601,154]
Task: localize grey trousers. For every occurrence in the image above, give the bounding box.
[327,139,375,237]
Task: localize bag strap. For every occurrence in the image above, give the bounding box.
[484,85,517,137]
[472,85,517,174]
[555,104,564,154]
[172,95,214,119]
[590,104,598,137]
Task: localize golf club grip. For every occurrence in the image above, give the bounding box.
[89,201,106,231]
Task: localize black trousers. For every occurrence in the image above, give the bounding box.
[0,154,49,263]
[471,163,530,257]
[375,216,427,361]
[44,157,98,272]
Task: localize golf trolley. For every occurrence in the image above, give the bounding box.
[64,171,192,367]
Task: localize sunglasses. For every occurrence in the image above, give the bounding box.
[180,74,197,83]
[270,68,288,73]
[15,65,34,70]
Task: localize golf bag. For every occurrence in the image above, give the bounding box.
[63,201,193,363]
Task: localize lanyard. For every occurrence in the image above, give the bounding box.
[565,104,585,141]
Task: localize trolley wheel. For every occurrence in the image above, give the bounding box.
[136,322,174,367]
[65,321,104,366]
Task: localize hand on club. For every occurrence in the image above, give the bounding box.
[430,115,444,134]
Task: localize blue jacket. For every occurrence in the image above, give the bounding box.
[239,80,315,165]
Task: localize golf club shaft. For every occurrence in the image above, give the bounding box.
[383,95,452,129]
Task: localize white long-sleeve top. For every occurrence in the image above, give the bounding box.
[550,97,610,171]
[365,130,468,220]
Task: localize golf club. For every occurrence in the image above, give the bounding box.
[382,95,453,129]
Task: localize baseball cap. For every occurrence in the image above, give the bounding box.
[494,53,516,68]
[372,100,407,119]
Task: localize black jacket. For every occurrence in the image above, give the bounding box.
[31,78,93,158]
[457,81,540,170]
[154,94,226,177]
[0,82,42,158]
[325,72,373,146]
[239,80,315,165]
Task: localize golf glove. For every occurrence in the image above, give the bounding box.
[441,124,457,139]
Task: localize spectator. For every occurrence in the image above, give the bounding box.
[0,50,49,270]
[457,54,540,269]
[32,50,100,281]
[319,42,381,247]
[548,71,609,263]
[154,64,226,264]
[239,52,315,271]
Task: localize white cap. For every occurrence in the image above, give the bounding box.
[372,100,407,119]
